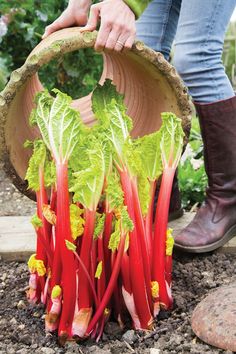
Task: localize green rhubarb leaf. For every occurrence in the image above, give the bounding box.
[70,204,84,240]
[92,81,133,168]
[108,207,133,252]
[92,79,124,121]
[105,171,124,211]
[94,213,106,239]
[51,285,62,299]
[32,89,82,163]
[65,239,76,252]
[137,172,151,216]
[133,131,163,182]
[70,145,106,211]
[44,160,56,188]
[120,206,134,234]
[69,127,93,172]
[159,112,184,168]
[31,214,43,229]
[23,140,34,149]
[103,100,133,165]
[124,234,129,252]
[108,220,121,252]
[123,141,151,216]
[49,89,82,162]
[29,90,52,150]
[95,261,103,279]
[25,139,54,191]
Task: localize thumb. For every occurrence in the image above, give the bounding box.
[80,3,101,32]
[42,11,74,39]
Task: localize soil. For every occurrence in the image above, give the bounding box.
[0,254,236,354]
[1,165,236,354]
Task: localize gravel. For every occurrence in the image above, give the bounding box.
[0,253,236,354]
[0,163,35,216]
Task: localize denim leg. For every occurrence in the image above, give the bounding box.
[173,0,236,103]
[136,0,182,60]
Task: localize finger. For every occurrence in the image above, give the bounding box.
[94,20,112,52]
[113,34,129,52]
[80,4,101,32]
[114,40,125,52]
[123,34,136,50]
[104,29,120,51]
[42,11,74,38]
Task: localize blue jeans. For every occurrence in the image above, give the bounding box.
[136,0,236,103]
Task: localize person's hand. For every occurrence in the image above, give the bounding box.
[42,0,91,39]
[81,0,136,52]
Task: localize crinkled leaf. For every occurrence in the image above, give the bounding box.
[120,206,134,234]
[95,260,103,279]
[69,127,93,173]
[42,204,57,225]
[28,254,37,272]
[137,173,151,216]
[51,285,62,299]
[133,131,163,182]
[94,213,106,239]
[48,89,82,162]
[32,89,82,163]
[105,171,124,211]
[23,140,34,149]
[103,100,133,165]
[29,90,52,150]
[123,140,150,215]
[159,112,184,168]
[92,81,133,168]
[25,139,54,191]
[31,214,43,229]
[65,239,76,252]
[70,146,105,210]
[70,204,84,240]
[108,219,121,252]
[124,234,129,253]
[92,79,124,121]
[166,228,174,256]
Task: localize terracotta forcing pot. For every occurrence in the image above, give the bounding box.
[0,29,192,200]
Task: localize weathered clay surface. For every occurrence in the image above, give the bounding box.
[191,283,236,351]
[0,28,192,199]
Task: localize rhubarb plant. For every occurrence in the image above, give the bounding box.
[25,80,184,344]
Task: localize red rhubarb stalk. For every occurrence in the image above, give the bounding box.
[86,231,127,334]
[153,167,175,310]
[119,169,153,329]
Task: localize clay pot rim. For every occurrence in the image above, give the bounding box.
[0,29,192,201]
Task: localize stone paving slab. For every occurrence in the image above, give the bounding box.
[0,216,36,261]
[0,213,236,261]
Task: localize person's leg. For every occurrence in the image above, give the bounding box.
[136,0,182,61]
[173,0,236,252]
[173,0,236,103]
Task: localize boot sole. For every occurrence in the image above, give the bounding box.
[174,223,236,253]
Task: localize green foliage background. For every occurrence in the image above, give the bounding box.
[0,0,103,98]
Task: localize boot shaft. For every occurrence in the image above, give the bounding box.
[195,96,236,195]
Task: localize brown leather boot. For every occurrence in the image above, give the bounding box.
[174,96,236,253]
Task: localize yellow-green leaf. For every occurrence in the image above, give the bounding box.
[95,261,103,279]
